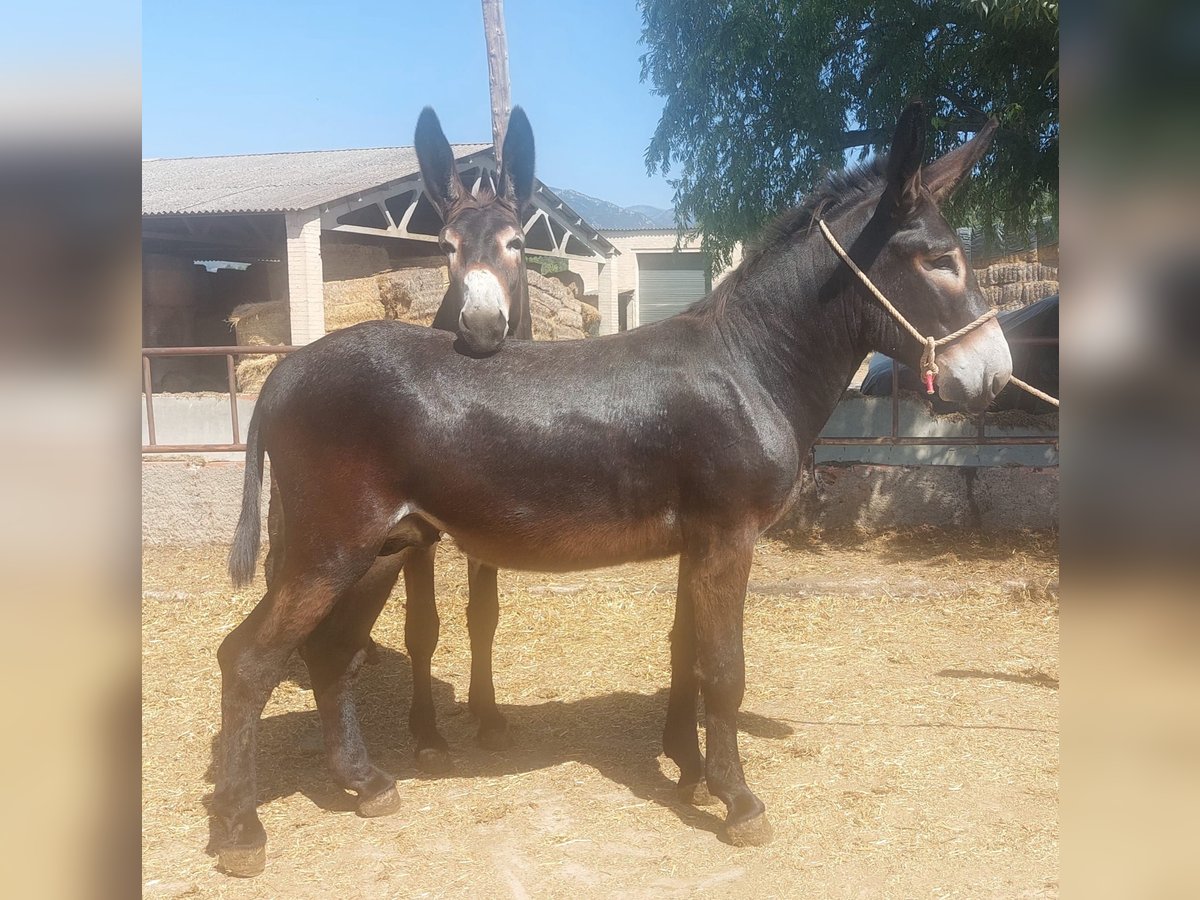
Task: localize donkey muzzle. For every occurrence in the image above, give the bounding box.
[458,269,511,355]
[935,318,1013,413]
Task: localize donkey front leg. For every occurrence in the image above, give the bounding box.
[683,529,773,846]
[467,560,512,749]
[663,555,716,806]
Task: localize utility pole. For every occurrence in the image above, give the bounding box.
[481,0,511,164]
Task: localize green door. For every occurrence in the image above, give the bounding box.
[637,252,711,325]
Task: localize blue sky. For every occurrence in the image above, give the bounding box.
[143,1,676,209]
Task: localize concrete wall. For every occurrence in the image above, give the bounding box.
[780,464,1058,533]
[143,458,270,546]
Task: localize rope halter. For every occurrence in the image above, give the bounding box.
[817,219,1058,408]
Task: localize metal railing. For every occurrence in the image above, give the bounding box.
[141,345,297,453]
[141,336,1057,454]
[813,334,1058,448]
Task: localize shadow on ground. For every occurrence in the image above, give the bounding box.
[204,645,794,852]
[937,667,1059,689]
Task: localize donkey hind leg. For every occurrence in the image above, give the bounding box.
[467,560,512,749]
[685,529,773,846]
[214,560,371,877]
[663,555,717,806]
[263,478,284,589]
[403,543,453,773]
[299,555,405,818]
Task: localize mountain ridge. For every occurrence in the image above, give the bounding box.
[551,187,677,230]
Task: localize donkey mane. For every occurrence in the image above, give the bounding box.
[444,175,519,220]
[685,157,888,321]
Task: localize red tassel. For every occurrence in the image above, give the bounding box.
[923,372,935,394]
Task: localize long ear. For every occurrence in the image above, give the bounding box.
[415,106,465,219]
[498,106,535,212]
[880,100,927,216]
[924,118,998,204]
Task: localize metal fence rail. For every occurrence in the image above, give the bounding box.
[141,337,1057,454]
[813,334,1058,448]
[141,345,297,453]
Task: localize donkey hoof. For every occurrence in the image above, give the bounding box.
[724,811,774,847]
[219,842,266,878]
[358,783,402,818]
[415,747,453,774]
[477,726,514,751]
[677,781,718,807]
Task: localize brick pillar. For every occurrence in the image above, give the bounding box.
[597,252,620,335]
[285,209,325,345]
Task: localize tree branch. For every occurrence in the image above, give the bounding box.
[832,128,890,150]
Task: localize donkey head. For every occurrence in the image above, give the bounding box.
[415,106,535,356]
[836,102,1012,413]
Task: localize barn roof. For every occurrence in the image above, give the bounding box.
[142,144,492,215]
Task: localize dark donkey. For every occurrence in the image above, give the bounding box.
[253,105,534,783]
[408,106,534,759]
[215,102,1010,875]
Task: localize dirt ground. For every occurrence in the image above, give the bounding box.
[142,530,1058,899]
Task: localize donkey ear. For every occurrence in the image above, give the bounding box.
[880,100,927,216]
[498,106,535,212]
[924,118,998,205]
[415,106,465,219]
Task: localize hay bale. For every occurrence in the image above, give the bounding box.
[579,300,600,336]
[325,298,387,332]
[976,262,1058,288]
[228,300,288,347]
[233,354,283,393]
[378,267,450,326]
[527,270,589,342]
[321,243,392,281]
[982,279,1059,310]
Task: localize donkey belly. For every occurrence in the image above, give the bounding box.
[409,503,684,572]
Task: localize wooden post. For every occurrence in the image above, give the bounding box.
[481,0,511,163]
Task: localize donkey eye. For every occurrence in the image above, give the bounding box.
[506,237,524,252]
[931,254,957,271]
[439,239,457,255]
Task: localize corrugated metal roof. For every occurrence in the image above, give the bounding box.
[600,227,680,234]
[142,144,491,215]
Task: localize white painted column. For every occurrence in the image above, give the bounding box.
[597,252,620,335]
[627,253,641,329]
[285,209,325,345]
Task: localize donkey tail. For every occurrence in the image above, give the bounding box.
[229,413,265,588]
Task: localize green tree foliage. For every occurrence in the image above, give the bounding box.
[640,0,1058,270]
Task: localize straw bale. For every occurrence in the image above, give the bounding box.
[982,279,1059,310]
[321,243,392,281]
[228,301,288,347]
[377,267,450,326]
[579,301,600,336]
[975,262,1058,288]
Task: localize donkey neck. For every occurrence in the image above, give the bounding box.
[715,217,872,444]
